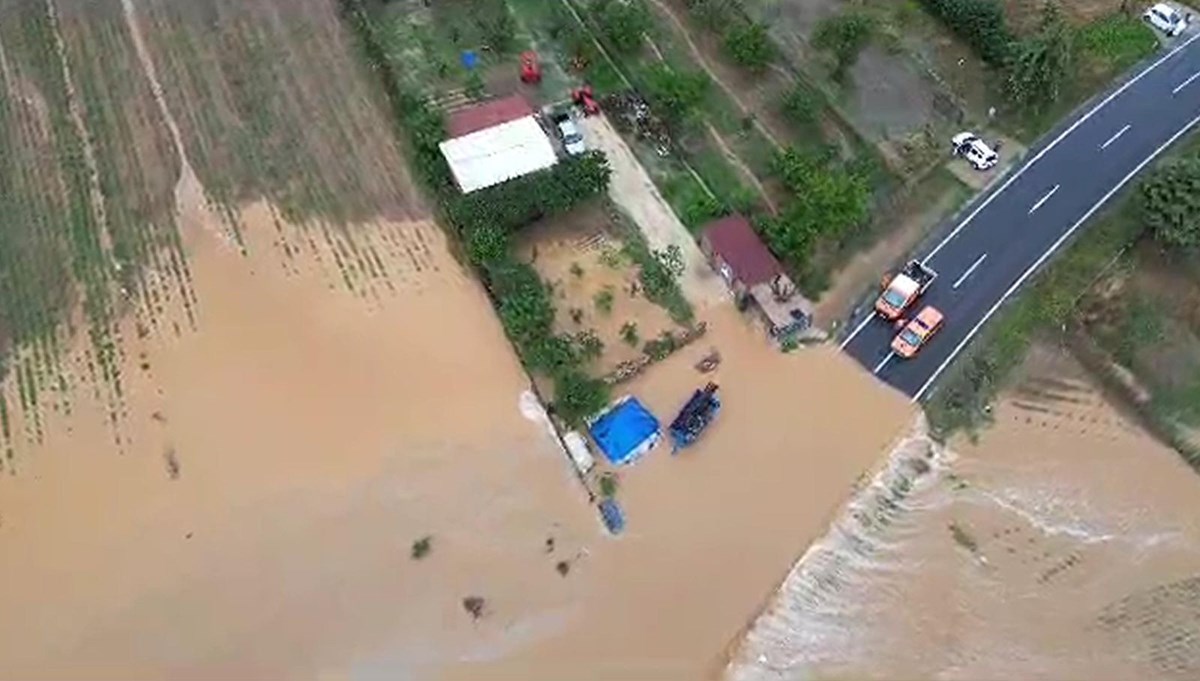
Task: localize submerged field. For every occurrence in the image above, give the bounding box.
[0,0,424,460]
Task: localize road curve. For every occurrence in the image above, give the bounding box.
[842,28,1200,401]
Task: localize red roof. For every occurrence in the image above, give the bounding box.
[702,214,782,287]
[446,94,535,138]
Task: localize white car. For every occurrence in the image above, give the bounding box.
[951,132,999,171]
[556,118,587,156]
[1144,3,1187,37]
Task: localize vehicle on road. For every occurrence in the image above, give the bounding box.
[1144,3,1187,37]
[875,260,938,321]
[951,132,999,171]
[891,306,944,358]
[554,116,587,156]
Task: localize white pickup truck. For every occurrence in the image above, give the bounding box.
[952,132,999,171]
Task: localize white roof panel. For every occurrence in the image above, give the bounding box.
[439,116,559,194]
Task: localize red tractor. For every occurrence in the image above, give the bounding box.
[572,85,599,116]
[520,51,541,84]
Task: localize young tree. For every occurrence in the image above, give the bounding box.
[764,148,870,267]
[812,12,873,81]
[1005,2,1072,110]
[597,0,651,54]
[723,22,775,71]
[781,82,824,125]
[641,64,710,124]
[553,370,611,425]
[1139,158,1200,251]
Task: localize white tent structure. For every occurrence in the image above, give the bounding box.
[438,116,558,194]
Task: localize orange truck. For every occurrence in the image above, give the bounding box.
[875,260,937,320]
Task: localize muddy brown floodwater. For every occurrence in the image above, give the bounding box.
[729,344,1200,680]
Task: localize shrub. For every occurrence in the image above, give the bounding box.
[723,22,775,71]
[781,82,824,125]
[447,151,612,234]
[918,0,1013,65]
[553,370,611,425]
[575,329,605,361]
[1005,2,1072,110]
[640,64,711,125]
[686,0,734,30]
[682,191,726,227]
[764,148,870,268]
[596,0,651,54]
[812,13,874,81]
[411,536,432,559]
[594,286,616,314]
[1139,157,1200,251]
[620,321,640,346]
[599,472,619,497]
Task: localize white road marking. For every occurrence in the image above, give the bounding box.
[912,109,1200,403]
[839,313,874,349]
[1100,123,1131,150]
[1027,184,1060,215]
[1173,69,1200,94]
[873,351,895,375]
[952,253,988,289]
[920,30,1200,267]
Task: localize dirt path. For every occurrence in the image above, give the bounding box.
[704,121,777,213]
[120,0,216,244]
[646,0,784,149]
[581,114,727,307]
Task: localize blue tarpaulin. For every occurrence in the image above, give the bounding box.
[588,397,660,466]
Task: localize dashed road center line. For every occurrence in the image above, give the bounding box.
[952,253,988,290]
[1028,184,1060,215]
[1100,123,1131,150]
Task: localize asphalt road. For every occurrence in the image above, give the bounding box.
[842,28,1200,401]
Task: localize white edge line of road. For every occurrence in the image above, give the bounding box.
[912,109,1200,403]
[918,30,1200,267]
[840,31,1200,351]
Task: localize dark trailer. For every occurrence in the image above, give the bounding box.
[669,382,720,451]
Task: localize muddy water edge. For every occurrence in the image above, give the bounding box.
[730,344,1200,680]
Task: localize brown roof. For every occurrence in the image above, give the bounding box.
[702,214,782,287]
[446,94,535,138]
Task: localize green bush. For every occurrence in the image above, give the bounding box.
[596,0,652,54]
[681,192,726,227]
[1139,157,1200,251]
[553,370,611,425]
[685,0,734,30]
[1005,2,1072,110]
[918,0,1013,65]
[781,82,825,125]
[812,13,874,81]
[723,22,775,71]
[447,151,612,234]
[640,64,711,125]
[764,148,870,268]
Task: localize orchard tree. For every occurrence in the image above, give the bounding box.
[723,22,774,71]
[641,64,710,124]
[1139,158,1200,251]
[597,0,651,54]
[812,12,873,81]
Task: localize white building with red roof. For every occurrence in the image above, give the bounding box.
[438,94,558,194]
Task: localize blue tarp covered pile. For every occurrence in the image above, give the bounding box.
[588,397,660,465]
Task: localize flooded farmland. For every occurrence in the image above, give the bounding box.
[729,344,1200,681]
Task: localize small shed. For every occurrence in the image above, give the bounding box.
[699,214,812,338]
[438,94,558,194]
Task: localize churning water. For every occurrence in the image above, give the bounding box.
[728,350,1200,681]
